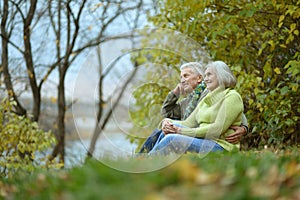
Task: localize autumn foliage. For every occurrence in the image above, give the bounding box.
[132,0,300,149]
[0,99,59,177]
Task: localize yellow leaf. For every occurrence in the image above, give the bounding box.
[279,15,285,23]
[8,90,14,97]
[95,3,103,7]
[170,158,199,182]
[268,40,275,52]
[274,67,281,74]
[294,30,299,36]
[90,3,103,12]
[290,23,296,32]
[257,103,264,112]
[29,72,33,78]
[50,97,57,103]
[257,102,261,108]
[143,193,162,200]
[286,161,300,178]
[286,34,294,44]
[292,84,298,92]
[280,44,287,48]
[249,99,254,105]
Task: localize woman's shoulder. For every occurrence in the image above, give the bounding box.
[224,88,239,94]
[225,88,243,100]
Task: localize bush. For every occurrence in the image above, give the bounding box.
[0,99,59,177]
[137,0,300,149]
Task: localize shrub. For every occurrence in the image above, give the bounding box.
[0,98,59,177]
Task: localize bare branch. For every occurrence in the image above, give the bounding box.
[9,0,25,21]
[87,62,139,157]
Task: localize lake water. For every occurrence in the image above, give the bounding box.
[65,132,138,168]
[65,107,140,168]
[42,102,138,168]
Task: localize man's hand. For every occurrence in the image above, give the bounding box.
[173,83,184,97]
[225,126,246,144]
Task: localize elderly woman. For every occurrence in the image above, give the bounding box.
[148,61,244,155]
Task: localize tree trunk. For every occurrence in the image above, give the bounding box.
[51,73,66,163]
[1,0,27,116]
[23,0,40,121]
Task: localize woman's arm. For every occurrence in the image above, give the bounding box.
[179,92,244,138]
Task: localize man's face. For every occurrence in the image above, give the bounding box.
[180,67,202,93]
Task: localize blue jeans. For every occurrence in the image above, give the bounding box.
[138,129,162,153]
[148,124,224,155]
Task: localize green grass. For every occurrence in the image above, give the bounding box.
[1,148,300,200]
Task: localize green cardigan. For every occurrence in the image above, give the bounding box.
[171,86,244,152]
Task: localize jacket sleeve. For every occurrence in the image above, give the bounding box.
[160,91,183,120]
[241,113,249,133]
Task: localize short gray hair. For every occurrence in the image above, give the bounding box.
[205,61,237,88]
[180,62,205,77]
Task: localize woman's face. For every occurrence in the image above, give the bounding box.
[204,67,219,91]
[180,67,202,93]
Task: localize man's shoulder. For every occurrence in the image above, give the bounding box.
[199,89,209,100]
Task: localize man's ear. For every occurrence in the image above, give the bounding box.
[197,75,203,83]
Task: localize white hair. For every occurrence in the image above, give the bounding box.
[205,61,237,88]
[180,62,205,77]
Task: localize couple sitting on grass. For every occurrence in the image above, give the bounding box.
[138,61,248,156]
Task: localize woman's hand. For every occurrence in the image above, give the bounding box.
[162,120,181,134]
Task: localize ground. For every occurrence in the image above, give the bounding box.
[1,148,300,200]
